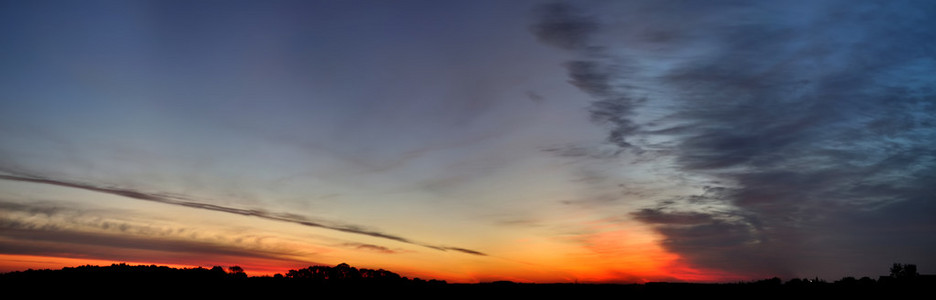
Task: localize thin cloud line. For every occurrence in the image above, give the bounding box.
[0,172,486,256]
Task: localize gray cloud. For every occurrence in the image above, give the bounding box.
[534,1,936,278]
[530,3,644,149]
[441,247,487,256]
[342,242,398,254]
[0,200,318,265]
[0,225,295,263]
[0,172,487,256]
[631,208,716,225]
[0,201,63,218]
[529,2,600,51]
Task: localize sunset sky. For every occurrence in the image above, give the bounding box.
[1,0,934,283]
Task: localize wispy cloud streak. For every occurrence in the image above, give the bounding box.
[0,172,486,256]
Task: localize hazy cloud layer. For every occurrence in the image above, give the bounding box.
[0,172,486,256]
[0,199,317,266]
[533,1,936,277]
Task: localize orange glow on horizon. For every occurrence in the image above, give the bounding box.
[0,221,747,283]
[391,218,747,284]
[521,219,736,284]
[0,254,306,277]
[0,254,201,273]
[0,249,744,284]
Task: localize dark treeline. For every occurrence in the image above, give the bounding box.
[283,262,445,285]
[1,262,932,297]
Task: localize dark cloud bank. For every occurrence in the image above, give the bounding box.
[533,1,936,278]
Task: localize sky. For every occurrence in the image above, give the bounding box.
[1,0,934,283]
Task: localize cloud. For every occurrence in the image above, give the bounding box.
[533,1,936,277]
[0,223,292,263]
[0,201,63,218]
[342,243,398,254]
[441,247,487,256]
[0,172,487,256]
[530,3,644,149]
[529,2,599,51]
[631,208,716,225]
[0,199,315,265]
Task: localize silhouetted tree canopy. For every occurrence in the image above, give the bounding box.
[890,263,919,279]
[284,263,409,283]
[1,262,931,297]
[228,265,247,279]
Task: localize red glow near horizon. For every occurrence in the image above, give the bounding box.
[0,235,747,284]
[0,251,754,284]
[0,254,306,277]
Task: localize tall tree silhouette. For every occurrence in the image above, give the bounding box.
[228,266,247,279]
[890,263,918,279]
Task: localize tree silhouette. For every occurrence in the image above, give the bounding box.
[228,266,247,279]
[284,263,412,283]
[890,263,903,277]
[890,263,919,279]
[902,264,918,278]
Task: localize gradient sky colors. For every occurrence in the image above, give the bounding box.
[1,0,934,283]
